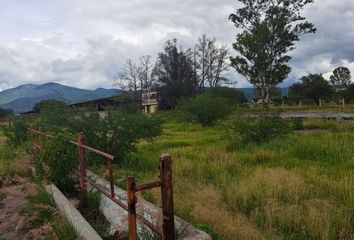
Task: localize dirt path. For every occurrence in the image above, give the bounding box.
[0,176,56,240]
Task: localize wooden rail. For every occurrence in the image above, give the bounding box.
[28,127,176,240]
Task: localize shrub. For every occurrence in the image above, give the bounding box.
[36,134,77,192]
[205,87,247,104]
[3,121,28,146]
[179,94,233,126]
[36,100,75,133]
[67,110,162,164]
[228,116,290,146]
[290,118,304,130]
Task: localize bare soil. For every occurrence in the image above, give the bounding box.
[0,176,57,240]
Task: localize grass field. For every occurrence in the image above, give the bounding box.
[94,118,354,240]
[2,113,353,239]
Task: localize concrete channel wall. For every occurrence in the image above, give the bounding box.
[45,184,103,240]
[87,170,212,240]
[240,112,354,119]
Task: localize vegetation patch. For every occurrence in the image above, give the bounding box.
[121,118,353,240]
[35,134,78,193]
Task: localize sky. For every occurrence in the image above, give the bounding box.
[0,0,353,91]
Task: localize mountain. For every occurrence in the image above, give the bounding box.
[0,82,121,113]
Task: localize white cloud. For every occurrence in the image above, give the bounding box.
[0,0,353,91]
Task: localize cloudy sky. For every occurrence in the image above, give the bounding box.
[0,0,353,91]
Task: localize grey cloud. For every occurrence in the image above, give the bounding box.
[0,0,353,91]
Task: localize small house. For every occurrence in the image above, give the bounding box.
[142,91,160,114]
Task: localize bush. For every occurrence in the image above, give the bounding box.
[205,87,247,104]
[179,94,233,126]
[228,116,291,147]
[67,110,162,164]
[3,121,28,146]
[36,100,73,132]
[290,118,304,130]
[36,134,77,192]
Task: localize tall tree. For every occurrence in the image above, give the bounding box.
[153,39,197,107]
[118,59,140,93]
[209,44,229,87]
[289,74,333,105]
[194,35,229,89]
[138,55,156,92]
[330,66,351,87]
[229,0,316,109]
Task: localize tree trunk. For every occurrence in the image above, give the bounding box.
[261,87,269,114]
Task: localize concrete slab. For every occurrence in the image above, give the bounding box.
[45,184,103,240]
[86,170,212,240]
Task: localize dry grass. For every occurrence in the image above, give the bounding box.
[249,149,275,164]
[109,120,353,239]
[0,131,32,177]
[147,179,267,240]
[225,168,353,239]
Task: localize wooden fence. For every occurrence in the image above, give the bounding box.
[28,127,175,240]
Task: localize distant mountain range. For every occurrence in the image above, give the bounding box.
[0,82,289,113]
[0,82,121,113]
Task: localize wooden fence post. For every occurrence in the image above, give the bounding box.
[108,158,115,198]
[159,154,175,240]
[38,127,43,149]
[127,176,137,240]
[77,132,87,190]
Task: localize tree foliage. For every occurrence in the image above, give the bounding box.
[118,59,140,93]
[153,39,197,107]
[330,66,351,87]
[289,74,333,104]
[206,86,247,104]
[194,34,229,89]
[35,100,72,132]
[33,99,67,113]
[229,0,316,107]
[138,55,156,92]
[118,55,156,94]
[179,87,246,126]
[67,110,162,163]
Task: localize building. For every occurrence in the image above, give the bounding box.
[142,91,160,114]
[68,96,141,117]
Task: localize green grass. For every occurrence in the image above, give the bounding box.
[0,130,32,177]
[109,118,354,240]
[21,188,78,239]
[53,219,78,240]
